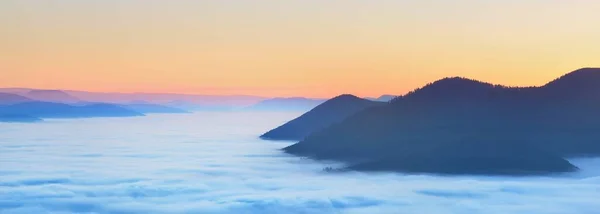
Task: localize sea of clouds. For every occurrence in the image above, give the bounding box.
[1,112,599,214]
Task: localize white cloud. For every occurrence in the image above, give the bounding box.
[1,113,600,214]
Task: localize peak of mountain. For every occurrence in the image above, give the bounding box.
[393,76,528,106]
[25,90,81,103]
[541,68,600,101]
[558,67,600,78]
[544,68,600,88]
[260,94,384,141]
[328,94,363,102]
[405,77,498,97]
[0,93,33,105]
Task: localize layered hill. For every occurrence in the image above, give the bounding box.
[25,90,81,103]
[367,94,397,102]
[0,93,33,105]
[0,102,144,119]
[261,95,384,141]
[282,68,600,175]
[0,114,43,123]
[121,103,190,114]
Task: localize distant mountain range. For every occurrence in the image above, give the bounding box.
[272,68,600,175]
[261,95,384,140]
[25,90,81,103]
[0,88,267,109]
[0,102,144,119]
[0,93,33,105]
[0,114,42,123]
[119,103,190,114]
[0,90,194,122]
[245,97,326,112]
[0,88,342,122]
[365,94,397,102]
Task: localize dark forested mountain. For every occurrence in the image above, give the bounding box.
[245,97,325,112]
[0,93,33,105]
[261,94,384,141]
[348,138,577,175]
[282,68,600,175]
[0,102,144,119]
[540,68,600,102]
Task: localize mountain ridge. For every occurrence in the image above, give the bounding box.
[281,68,600,175]
[261,94,384,141]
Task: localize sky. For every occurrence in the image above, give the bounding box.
[1,0,599,98]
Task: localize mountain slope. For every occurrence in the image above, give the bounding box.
[283,68,600,175]
[25,90,81,103]
[0,93,33,105]
[349,138,577,175]
[261,94,384,141]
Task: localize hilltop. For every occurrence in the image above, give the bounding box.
[25,90,81,103]
[261,94,384,141]
[0,93,33,105]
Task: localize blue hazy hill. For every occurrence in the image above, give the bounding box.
[0,92,33,105]
[25,90,81,103]
[0,102,144,119]
[0,114,43,123]
[121,103,190,114]
[366,94,397,102]
[245,97,325,112]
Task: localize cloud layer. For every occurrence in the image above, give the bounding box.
[1,112,600,214]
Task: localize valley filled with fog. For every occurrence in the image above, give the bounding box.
[1,112,599,214]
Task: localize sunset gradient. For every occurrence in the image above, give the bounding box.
[1,0,599,98]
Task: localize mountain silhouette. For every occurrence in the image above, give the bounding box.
[282,68,600,175]
[121,103,190,114]
[25,90,81,103]
[0,88,269,110]
[0,102,144,118]
[245,97,325,112]
[0,93,33,105]
[261,94,384,141]
[539,68,600,103]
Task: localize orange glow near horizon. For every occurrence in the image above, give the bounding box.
[1,1,599,98]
